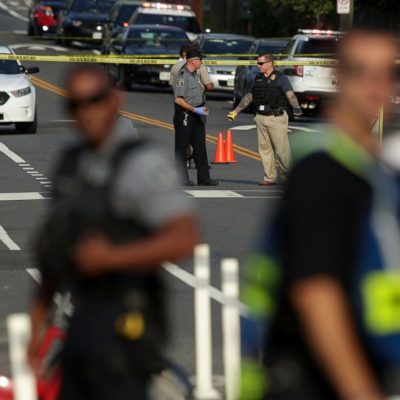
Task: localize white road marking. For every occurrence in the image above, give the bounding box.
[0,0,28,21]
[0,143,26,164]
[26,268,41,283]
[12,29,27,34]
[0,192,44,201]
[0,226,20,251]
[230,125,256,131]
[39,181,52,185]
[289,125,320,133]
[10,43,69,52]
[26,171,39,174]
[186,190,244,198]
[26,263,249,315]
[22,167,34,170]
[35,177,48,180]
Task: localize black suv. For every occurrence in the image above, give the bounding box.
[101,0,141,54]
[56,0,116,47]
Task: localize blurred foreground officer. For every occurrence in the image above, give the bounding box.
[28,65,198,400]
[174,48,218,186]
[169,43,214,91]
[227,53,302,185]
[240,27,399,400]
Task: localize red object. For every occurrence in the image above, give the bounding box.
[212,132,228,164]
[34,5,57,28]
[225,130,238,163]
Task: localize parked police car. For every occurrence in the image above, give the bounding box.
[0,46,39,134]
[128,2,201,41]
[278,29,341,117]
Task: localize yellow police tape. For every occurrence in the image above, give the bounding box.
[0,53,339,66]
[2,53,400,66]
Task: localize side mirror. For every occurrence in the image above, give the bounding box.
[25,67,40,74]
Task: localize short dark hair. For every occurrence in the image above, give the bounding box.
[258,53,274,63]
[180,44,191,58]
[65,64,115,92]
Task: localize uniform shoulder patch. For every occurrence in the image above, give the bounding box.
[176,79,185,87]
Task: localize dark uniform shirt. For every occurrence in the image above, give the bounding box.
[174,66,205,107]
[265,151,375,398]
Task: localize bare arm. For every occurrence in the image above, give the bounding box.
[290,277,384,400]
[175,97,195,112]
[234,93,253,114]
[76,213,199,275]
[204,82,214,91]
[286,90,302,115]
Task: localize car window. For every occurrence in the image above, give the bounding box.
[0,60,21,75]
[134,13,201,33]
[258,44,287,55]
[201,38,254,54]
[70,0,115,14]
[41,0,66,15]
[296,38,338,56]
[127,29,188,47]
[116,4,138,25]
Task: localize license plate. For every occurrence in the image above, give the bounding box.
[227,78,234,87]
[159,71,171,81]
[92,32,102,39]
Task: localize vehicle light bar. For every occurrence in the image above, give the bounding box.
[298,29,345,36]
[142,2,192,11]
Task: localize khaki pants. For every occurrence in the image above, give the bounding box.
[255,112,291,183]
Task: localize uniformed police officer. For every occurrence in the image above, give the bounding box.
[227,53,302,185]
[28,65,198,400]
[174,48,218,186]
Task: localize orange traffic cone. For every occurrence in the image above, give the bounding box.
[212,132,228,164]
[225,130,238,163]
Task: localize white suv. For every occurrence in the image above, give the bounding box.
[277,30,342,117]
[0,46,39,133]
[128,2,201,41]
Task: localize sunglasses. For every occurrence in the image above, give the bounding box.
[257,61,272,66]
[67,89,111,112]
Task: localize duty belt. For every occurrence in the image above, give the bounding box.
[257,107,285,117]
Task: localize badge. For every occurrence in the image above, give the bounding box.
[270,74,276,81]
[176,79,184,87]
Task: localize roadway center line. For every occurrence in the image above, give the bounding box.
[185,190,244,198]
[0,225,20,251]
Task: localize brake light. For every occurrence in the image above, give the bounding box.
[305,95,320,101]
[294,65,303,77]
[122,21,128,27]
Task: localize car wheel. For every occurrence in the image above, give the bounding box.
[15,108,37,134]
[28,23,34,36]
[117,66,130,91]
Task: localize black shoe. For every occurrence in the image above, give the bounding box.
[183,180,195,186]
[198,179,219,186]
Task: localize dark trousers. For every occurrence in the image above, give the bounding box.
[174,109,210,184]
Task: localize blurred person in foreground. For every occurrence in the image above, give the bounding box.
[240,22,400,400]
[28,65,198,399]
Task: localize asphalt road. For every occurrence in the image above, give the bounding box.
[0,3,325,390]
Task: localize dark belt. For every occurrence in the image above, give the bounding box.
[256,107,285,117]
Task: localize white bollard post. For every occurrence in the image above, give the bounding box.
[194,244,221,400]
[222,259,241,400]
[7,313,38,400]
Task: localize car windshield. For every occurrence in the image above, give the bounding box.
[0,59,21,74]
[135,13,201,33]
[116,4,138,24]
[127,29,188,47]
[71,0,115,14]
[41,1,66,16]
[296,38,338,56]
[258,44,287,55]
[201,38,254,54]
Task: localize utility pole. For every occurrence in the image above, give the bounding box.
[190,0,204,29]
[339,0,354,32]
